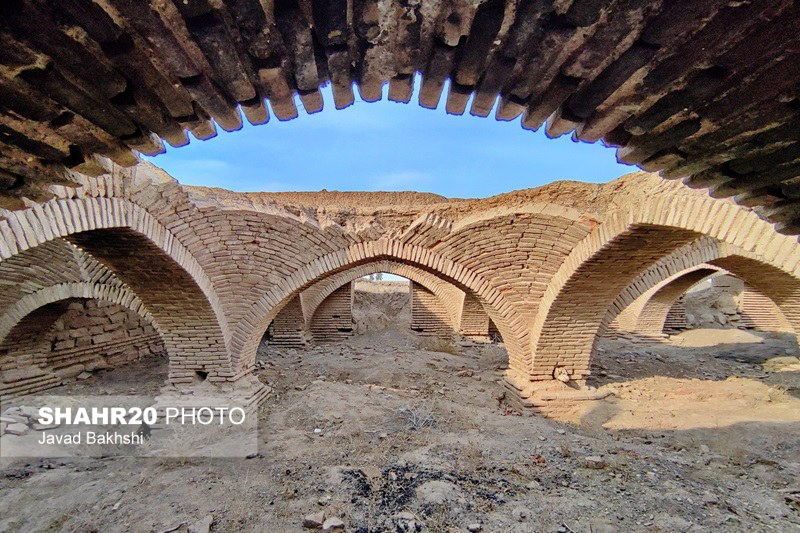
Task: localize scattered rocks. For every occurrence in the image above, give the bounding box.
[467,523,482,532]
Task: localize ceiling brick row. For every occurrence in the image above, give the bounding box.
[0,0,799,233]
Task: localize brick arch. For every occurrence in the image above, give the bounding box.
[524,194,800,387]
[0,283,168,399]
[604,238,728,329]
[0,282,154,346]
[605,236,800,337]
[708,255,800,336]
[234,239,526,374]
[622,268,720,337]
[0,197,233,383]
[301,260,465,330]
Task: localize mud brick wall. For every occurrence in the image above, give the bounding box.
[460,292,490,339]
[309,283,353,343]
[663,298,688,334]
[269,296,310,348]
[740,288,793,333]
[0,298,165,399]
[411,282,453,336]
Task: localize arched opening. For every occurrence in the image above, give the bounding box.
[0,198,233,385]
[663,274,794,336]
[526,193,800,390]
[601,264,797,366]
[239,249,522,375]
[255,260,483,361]
[0,296,167,400]
[352,274,412,336]
[66,228,230,384]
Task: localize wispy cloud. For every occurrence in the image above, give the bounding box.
[145,78,630,197]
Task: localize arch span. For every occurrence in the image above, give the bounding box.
[235,240,526,374]
[525,194,800,388]
[620,268,721,337]
[0,197,232,383]
[0,283,166,398]
[301,260,465,331]
[604,237,728,328]
[0,282,154,345]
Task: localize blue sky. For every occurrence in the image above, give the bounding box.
[146,80,632,198]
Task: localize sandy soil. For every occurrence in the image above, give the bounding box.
[1,288,799,532]
[352,280,411,335]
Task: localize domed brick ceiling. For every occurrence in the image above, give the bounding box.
[0,1,798,232]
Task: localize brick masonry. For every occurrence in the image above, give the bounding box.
[2,2,800,235]
[1,165,799,416]
[309,283,354,343]
[1,297,165,399]
[410,282,454,336]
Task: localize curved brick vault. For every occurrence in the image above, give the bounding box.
[0,282,153,345]
[606,238,800,336]
[1,1,800,234]
[301,260,465,331]
[2,165,800,415]
[520,193,800,400]
[626,268,723,337]
[611,266,722,336]
[0,194,234,385]
[0,283,166,399]
[613,267,794,338]
[234,239,528,374]
[266,260,466,348]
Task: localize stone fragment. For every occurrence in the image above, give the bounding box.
[188,515,213,533]
[18,406,39,419]
[322,517,344,532]
[5,423,29,436]
[303,511,325,529]
[583,455,607,469]
[512,507,529,521]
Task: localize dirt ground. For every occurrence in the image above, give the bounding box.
[1,283,799,532]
